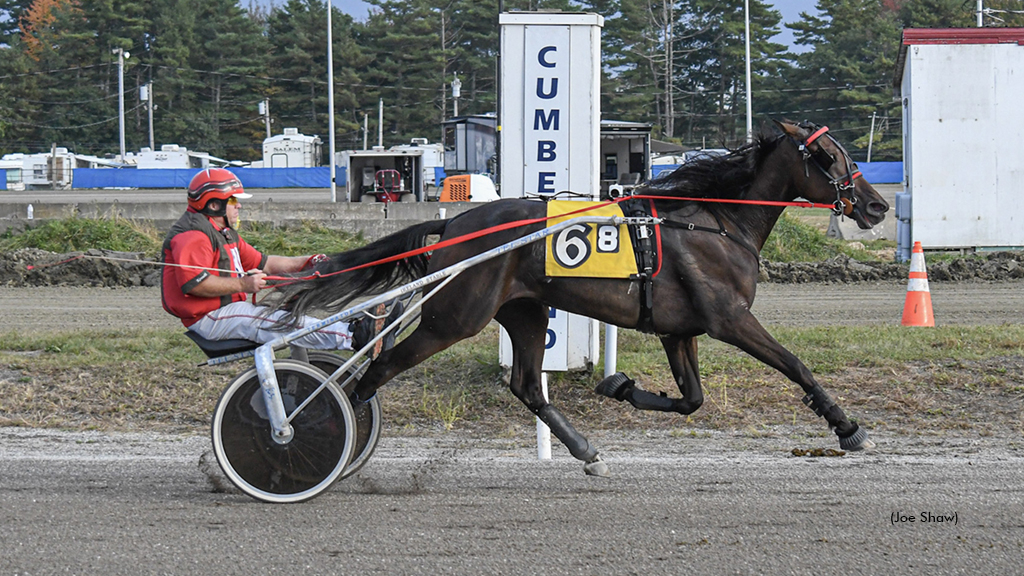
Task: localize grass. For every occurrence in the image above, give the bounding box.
[1,324,1021,437]
[0,215,365,259]
[3,211,890,264]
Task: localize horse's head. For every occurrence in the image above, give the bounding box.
[773,119,889,229]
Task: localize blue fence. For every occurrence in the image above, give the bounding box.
[652,161,903,184]
[72,166,347,189]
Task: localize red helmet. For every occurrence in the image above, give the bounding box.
[187,168,251,215]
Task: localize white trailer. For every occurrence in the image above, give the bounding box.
[895,28,1024,257]
[134,144,224,169]
[262,128,322,168]
[0,148,77,189]
[390,138,444,188]
[336,148,425,202]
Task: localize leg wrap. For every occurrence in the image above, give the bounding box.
[595,372,698,414]
[801,384,836,418]
[536,404,598,462]
[803,384,856,437]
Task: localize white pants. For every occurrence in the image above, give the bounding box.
[188,301,354,350]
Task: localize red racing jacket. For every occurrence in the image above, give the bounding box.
[160,210,267,327]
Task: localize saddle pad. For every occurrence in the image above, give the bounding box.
[544,201,638,278]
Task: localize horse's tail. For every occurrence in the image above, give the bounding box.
[269,218,449,324]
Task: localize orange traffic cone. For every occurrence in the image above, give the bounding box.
[901,241,934,327]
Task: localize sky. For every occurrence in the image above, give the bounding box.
[265,1,820,51]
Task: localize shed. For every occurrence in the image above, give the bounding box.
[894,28,1024,257]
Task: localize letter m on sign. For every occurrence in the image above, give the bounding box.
[534,109,560,131]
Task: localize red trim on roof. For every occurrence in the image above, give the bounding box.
[903,28,1024,46]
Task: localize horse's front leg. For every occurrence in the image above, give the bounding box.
[495,300,609,477]
[595,335,704,415]
[709,310,875,451]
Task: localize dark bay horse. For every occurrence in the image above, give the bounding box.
[273,119,890,475]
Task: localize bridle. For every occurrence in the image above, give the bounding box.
[794,124,862,216]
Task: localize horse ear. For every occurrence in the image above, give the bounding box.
[772,118,801,137]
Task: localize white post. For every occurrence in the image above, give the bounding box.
[363,114,369,150]
[603,324,618,378]
[744,0,752,142]
[114,48,129,161]
[378,98,384,147]
[536,373,551,460]
[867,111,877,163]
[327,2,338,203]
[977,0,983,26]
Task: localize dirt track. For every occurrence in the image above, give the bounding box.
[2,280,1022,332]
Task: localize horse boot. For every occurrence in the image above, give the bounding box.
[595,372,677,412]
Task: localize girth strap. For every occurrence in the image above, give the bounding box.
[621,198,658,334]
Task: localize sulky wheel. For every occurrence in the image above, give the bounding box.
[305,351,383,479]
[211,359,355,503]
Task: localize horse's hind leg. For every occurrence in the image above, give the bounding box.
[596,335,704,415]
[495,300,609,477]
[710,310,874,451]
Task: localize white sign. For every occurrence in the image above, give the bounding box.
[499,307,595,372]
[498,12,604,372]
[499,12,603,200]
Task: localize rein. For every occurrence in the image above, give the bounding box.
[271,192,840,286]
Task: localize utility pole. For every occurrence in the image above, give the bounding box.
[327,1,338,203]
[141,83,155,150]
[113,47,130,161]
[744,0,752,142]
[259,99,271,138]
[452,75,462,117]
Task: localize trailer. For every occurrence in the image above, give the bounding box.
[895,28,1024,257]
[337,148,425,202]
[261,128,322,168]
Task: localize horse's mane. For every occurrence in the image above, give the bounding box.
[640,129,782,200]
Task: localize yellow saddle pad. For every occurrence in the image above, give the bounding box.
[544,201,637,278]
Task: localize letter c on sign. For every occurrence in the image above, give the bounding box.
[538,46,556,68]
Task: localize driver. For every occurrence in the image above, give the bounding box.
[161,168,401,356]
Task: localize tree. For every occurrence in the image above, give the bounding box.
[782,0,903,161]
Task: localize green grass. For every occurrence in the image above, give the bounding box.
[0,216,366,259]
[2,324,1022,435]
[0,214,164,258]
[761,212,891,262]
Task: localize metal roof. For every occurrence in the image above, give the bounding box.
[894,28,1024,90]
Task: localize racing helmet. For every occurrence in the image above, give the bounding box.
[186,168,251,216]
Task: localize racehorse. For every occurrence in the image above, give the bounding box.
[271,119,890,476]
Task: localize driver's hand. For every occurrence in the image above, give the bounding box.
[241,269,267,293]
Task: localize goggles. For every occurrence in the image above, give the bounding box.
[227,197,240,206]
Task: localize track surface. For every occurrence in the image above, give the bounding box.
[2,281,1023,574]
[1,280,1021,331]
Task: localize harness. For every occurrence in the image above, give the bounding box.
[621,198,761,333]
[794,125,862,216]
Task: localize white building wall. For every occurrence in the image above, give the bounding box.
[903,43,1024,249]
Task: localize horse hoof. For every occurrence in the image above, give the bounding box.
[583,457,611,477]
[594,372,633,401]
[839,426,875,451]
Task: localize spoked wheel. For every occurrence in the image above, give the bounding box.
[211,360,355,503]
[305,351,383,479]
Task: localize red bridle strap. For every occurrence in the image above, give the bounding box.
[804,126,829,146]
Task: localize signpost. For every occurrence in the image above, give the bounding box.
[498,12,604,459]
